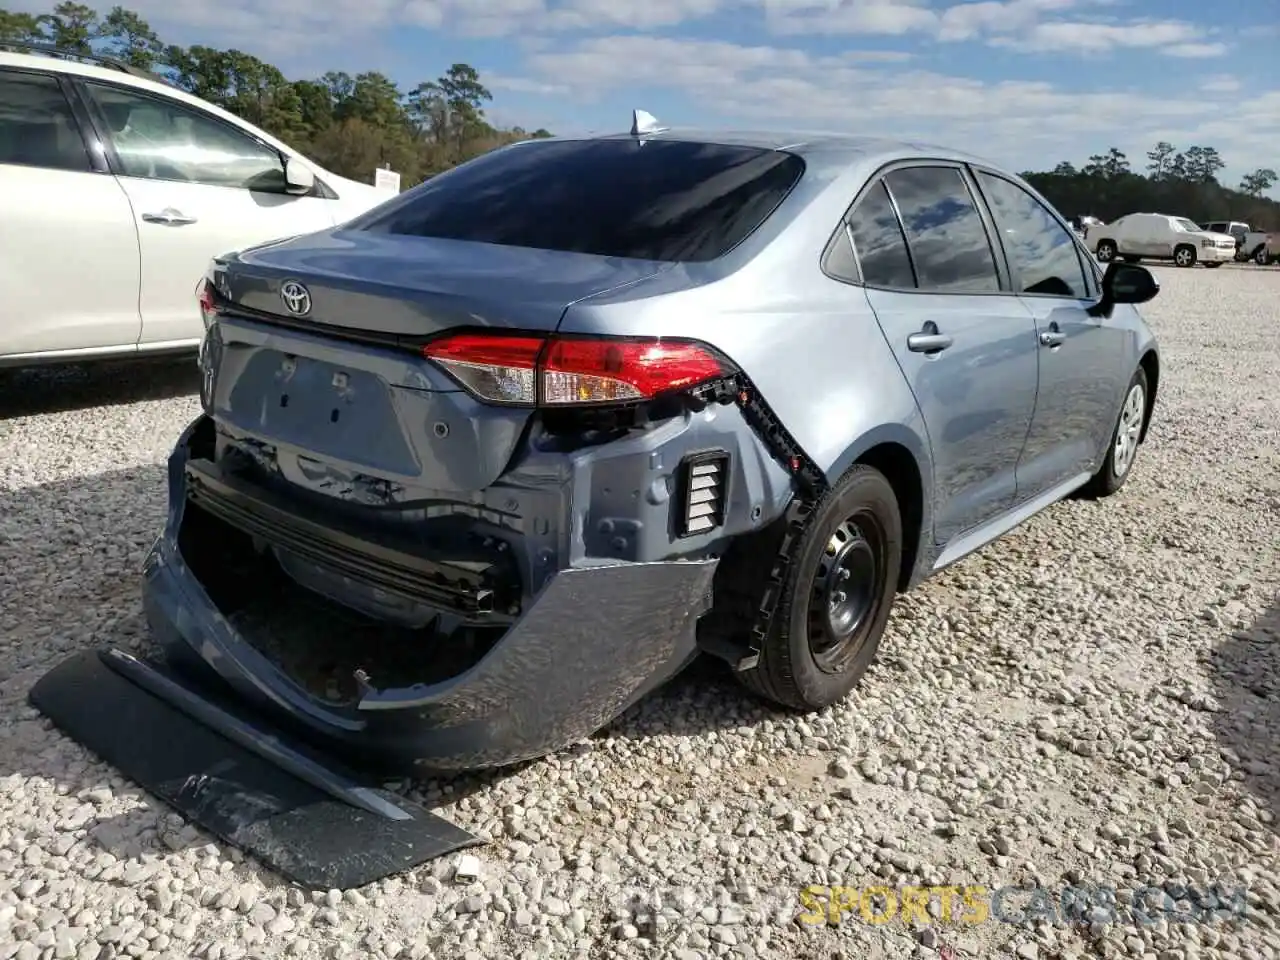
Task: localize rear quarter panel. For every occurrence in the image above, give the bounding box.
[558,152,933,504]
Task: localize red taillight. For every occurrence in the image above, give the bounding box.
[423,332,728,406]
[541,339,725,404]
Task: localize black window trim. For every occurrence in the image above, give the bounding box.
[67,75,338,199]
[0,65,109,175]
[880,175,922,289]
[822,157,1013,297]
[966,164,1095,304]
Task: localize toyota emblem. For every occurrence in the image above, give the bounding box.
[280,280,311,316]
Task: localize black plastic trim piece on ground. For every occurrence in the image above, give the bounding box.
[29,649,483,889]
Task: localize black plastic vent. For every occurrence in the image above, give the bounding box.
[678,451,729,537]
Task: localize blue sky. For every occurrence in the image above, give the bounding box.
[24,0,1280,193]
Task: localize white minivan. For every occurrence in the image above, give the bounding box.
[0,46,393,367]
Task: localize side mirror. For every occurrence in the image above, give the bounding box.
[1104,261,1159,304]
[283,156,315,195]
[1089,261,1158,318]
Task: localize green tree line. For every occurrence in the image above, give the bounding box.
[3,2,1278,228]
[1,1,553,187]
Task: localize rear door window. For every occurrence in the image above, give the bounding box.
[0,70,92,172]
[353,138,806,262]
[882,166,1001,293]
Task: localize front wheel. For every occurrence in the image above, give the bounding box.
[737,464,903,712]
[1173,244,1197,268]
[1081,367,1149,499]
[1257,246,1273,266]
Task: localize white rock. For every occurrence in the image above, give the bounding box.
[453,855,482,884]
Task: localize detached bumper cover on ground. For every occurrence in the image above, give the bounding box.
[29,647,484,890]
[138,415,718,775]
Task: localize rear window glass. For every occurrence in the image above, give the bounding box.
[353,138,806,262]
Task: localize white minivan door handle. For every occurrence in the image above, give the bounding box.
[141,209,198,225]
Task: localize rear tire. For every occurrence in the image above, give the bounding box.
[1081,366,1149,499]
[1096,240,1116,262]
[1173,244,1197,268]
[737,464,902,712]
[1257,246,1272,266]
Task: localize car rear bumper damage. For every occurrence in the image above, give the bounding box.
[138,415,719,776]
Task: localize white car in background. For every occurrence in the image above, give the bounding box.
[0,45,391,367]
[1085,212,1237,269]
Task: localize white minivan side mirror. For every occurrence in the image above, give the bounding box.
[283,156,315,195]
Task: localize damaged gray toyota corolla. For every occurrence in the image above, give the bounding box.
[123,122,1163,777]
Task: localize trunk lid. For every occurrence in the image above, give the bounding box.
[219,229,671,337]
[204,230,671,498]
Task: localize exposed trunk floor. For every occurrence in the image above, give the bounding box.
[227,587,498,705]
[180,502,501,706]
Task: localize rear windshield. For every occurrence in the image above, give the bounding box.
[353,138,806,262]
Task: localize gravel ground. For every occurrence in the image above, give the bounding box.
[1,264,1277,960]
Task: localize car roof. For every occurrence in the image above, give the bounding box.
[0,48,308,159]
[0,48,178,93]
[544,125,1006,180]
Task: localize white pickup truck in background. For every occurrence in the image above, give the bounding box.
[1084,213,1238,268]
[1202,220,1275,265]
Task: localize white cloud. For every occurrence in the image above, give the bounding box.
[486,72,572,96]
[982,17,1223,56]
[12,0,1229,60]
[757,0,1224,59]
[1162,42,1229,58]
[544,0,723,30]
[8,0,728,43]
[1171,91,1280,174]
[936,0,1059,42]
[764,0,938,36]
[1201,74,1242,94]
[518,34,1277,178]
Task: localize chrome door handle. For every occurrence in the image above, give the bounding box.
[907,332,953,353]
[142,209,198,225]
[1039,331,1065,347]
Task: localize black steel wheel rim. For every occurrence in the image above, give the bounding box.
[807,511,885,675]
